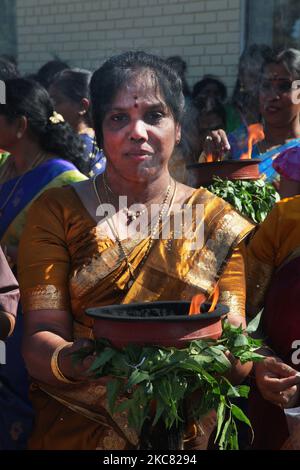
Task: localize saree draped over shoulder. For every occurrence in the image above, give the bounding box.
[18,183,254,450]
[0,157,86,450]
[257,139,300,183]
[0,247,19,320]
[246,195,300,449]
[0,158,87,248]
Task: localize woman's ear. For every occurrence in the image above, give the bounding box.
[78,97,90,116]
[175,123,181,145]
[16,116,28,139]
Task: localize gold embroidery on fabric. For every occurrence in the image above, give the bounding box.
[22,284,67,310]
[38,381,139,446]
[70,189,212,299]
[218,291,243,317]
[246,256,274,315]
[70,238,141,298]
[183,211,253,295]
[39,386,109,427]
[102,428,127,450]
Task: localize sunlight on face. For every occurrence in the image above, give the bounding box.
[102,70,181,182]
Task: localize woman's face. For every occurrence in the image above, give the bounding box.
[0,115,19,152]
[101,75,181,182]
[259,63,300,127]
[49,84,80,131]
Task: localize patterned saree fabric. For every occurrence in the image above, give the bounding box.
[18,182,253,449]
[0,156,86,450]
[246,195,300,449]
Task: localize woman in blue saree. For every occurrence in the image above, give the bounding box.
[0,78,87,449]
[205,49,300,189]
[49,68,106,178]
[254,48,300,184]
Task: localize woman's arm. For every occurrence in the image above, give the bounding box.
[218,245,253,384]
[246,204,279,317]
[22,308,97,387]
[0,311,15,340]
[0,246,19,339]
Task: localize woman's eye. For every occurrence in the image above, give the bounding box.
[260,81,271,91]
[146,112,164,124]
[110,114,128,123]
[278,82,292,93]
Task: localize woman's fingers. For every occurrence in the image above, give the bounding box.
[262,385,299,408]
[59,339,96,381]
[256,357,300,407]
[203,129,230,159]
[266,357,299,378]
[69,339,95,353]
[264,374,300,392]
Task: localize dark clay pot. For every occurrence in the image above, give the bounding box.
[186,159,261,187]
[86,301,228,349]
[86,301,228,450]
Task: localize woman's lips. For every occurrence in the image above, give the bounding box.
[125,152,153,161]
[264,105,280,113]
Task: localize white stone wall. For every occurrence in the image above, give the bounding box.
[16,0,243,91]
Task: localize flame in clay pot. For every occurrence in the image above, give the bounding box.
[240,123,264,160]
[189,285,220,315]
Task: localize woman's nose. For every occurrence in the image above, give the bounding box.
[129,119,148,141]
[266,85,281,100]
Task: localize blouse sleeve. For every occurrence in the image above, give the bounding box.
[0,247,19,317]
[18,190,71,312]
[245,205,278,316]
[218,245,246,324]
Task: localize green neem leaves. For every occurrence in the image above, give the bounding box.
[208,177,279,223]
[74,315,263,450]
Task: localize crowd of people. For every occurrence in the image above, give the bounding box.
[0,44,300,450]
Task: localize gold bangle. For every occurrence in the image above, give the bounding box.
[183,423,198,443]
[50,342,77,384]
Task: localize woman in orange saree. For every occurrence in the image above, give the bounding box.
[18,51,254,450]
[246,196,300,449]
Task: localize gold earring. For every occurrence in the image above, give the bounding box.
[16,132,22,139]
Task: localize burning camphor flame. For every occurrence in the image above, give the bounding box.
[240,123,265,160]
[189,285,220,315]
[204,123,264,162]
[205,153,214,163]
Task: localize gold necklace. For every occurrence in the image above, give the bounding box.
[0,151,48,217]
[93,174,176,289]
[102,173,148,223]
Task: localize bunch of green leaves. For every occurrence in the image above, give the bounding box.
[208,176,279,223]
[73,314,263,450]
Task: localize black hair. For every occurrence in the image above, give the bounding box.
[36,59,70,90]
[0,57,20,81]
[192,76,227,102]
[263,48,300,80]
[198,101,227,130]
[232,44,273,108]
[90,50,185,149]
[0,78,85,170]
[165,55,191,97]
[51,68,92,125]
